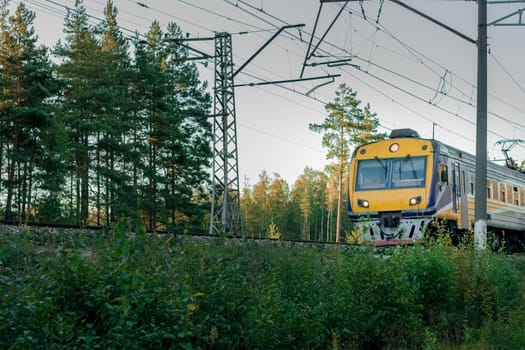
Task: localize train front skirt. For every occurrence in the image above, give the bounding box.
[353,211,430,245]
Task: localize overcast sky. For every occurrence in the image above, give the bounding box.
[12,0,525,186]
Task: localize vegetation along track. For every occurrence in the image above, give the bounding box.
[0,221,378,251]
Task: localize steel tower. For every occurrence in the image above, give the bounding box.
[209,32,243,235]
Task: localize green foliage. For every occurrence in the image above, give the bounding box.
[0,1,211,229]
[2,228,525,349]
[290,167,331,242]
[424,218,454,247]
[0,226,202,349]
[309,83,386,163]
[519,159,525,172]
[265,222,281,240]
[0,2,63,222]
[241,170,332,242]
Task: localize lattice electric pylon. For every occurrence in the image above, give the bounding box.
[209,32,243,235]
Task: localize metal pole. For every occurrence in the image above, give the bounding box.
[474,0,488,250]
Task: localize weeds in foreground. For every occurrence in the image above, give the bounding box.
[265,222,282,240]
[1,226,525,349]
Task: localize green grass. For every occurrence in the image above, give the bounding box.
[1,223,525,349]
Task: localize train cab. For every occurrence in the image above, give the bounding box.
[348,129,445,245]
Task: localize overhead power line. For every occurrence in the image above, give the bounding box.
[26,0,524,153]
[225,0,519,138]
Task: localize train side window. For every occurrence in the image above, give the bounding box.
[439,164,448,183]
[470,174,474,195]
[500,189,506,203]
[487,187,491,199]
[513,186,519,205]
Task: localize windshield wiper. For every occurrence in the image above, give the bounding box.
[374,156,387,172]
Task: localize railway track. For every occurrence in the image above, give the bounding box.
[0,220,375,250]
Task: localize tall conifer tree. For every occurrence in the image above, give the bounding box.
[310,84,386,243]
[159,22,211,232]
[290,167,328,241]
[132,20,211,231]
[55,0,103,224]
[132,21,169,230]
[0,2,61,221]
[97,0,137,224]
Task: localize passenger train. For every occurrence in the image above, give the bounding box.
[347,128,525,249]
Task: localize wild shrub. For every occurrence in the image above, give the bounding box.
[321,248,426,349]
[464,293,525,349]
[394,244,455,332]
[2,224,525,349]
[1,224,203,349]
[265,222,281,240]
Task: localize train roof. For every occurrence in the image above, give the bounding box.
[389,128,420,139]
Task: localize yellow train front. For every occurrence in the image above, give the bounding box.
[348,129,449,245]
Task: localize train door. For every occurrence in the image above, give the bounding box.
[452,163,459,213]
[460,169,469,229]
[452,163,469,229]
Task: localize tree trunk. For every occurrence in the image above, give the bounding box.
[76,164,81,223]
[5,156,14,221]
[336,178,342,244]
[80,133,89,225]
[5,128,20,222]
[336,159,344,244]
[26,160,34,222]
[96,134,101,226]
[21,161,27,222]
[0,139,3,194]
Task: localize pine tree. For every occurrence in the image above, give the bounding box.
[54,0,104,224]
[96,0,137,225]
[160,22,212,232]
[132,20,211,231]
[250,171,272,238]
[240,180,256,237]
[290,167,327,241]
[268,173,291,239]
[0,0,212,228]
[309,83,386,243]
[132,21,171,230]
[0,2,62,222]
[0,0,10,213]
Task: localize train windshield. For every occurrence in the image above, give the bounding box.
[355,156,427,191]
[355,158,388,190]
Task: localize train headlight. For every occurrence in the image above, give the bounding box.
[409,196,422,206]
[357,199,370,208]
[389,143,399,153]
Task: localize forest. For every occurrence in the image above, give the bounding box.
[0,0,213,231]
[0,0,384,240]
